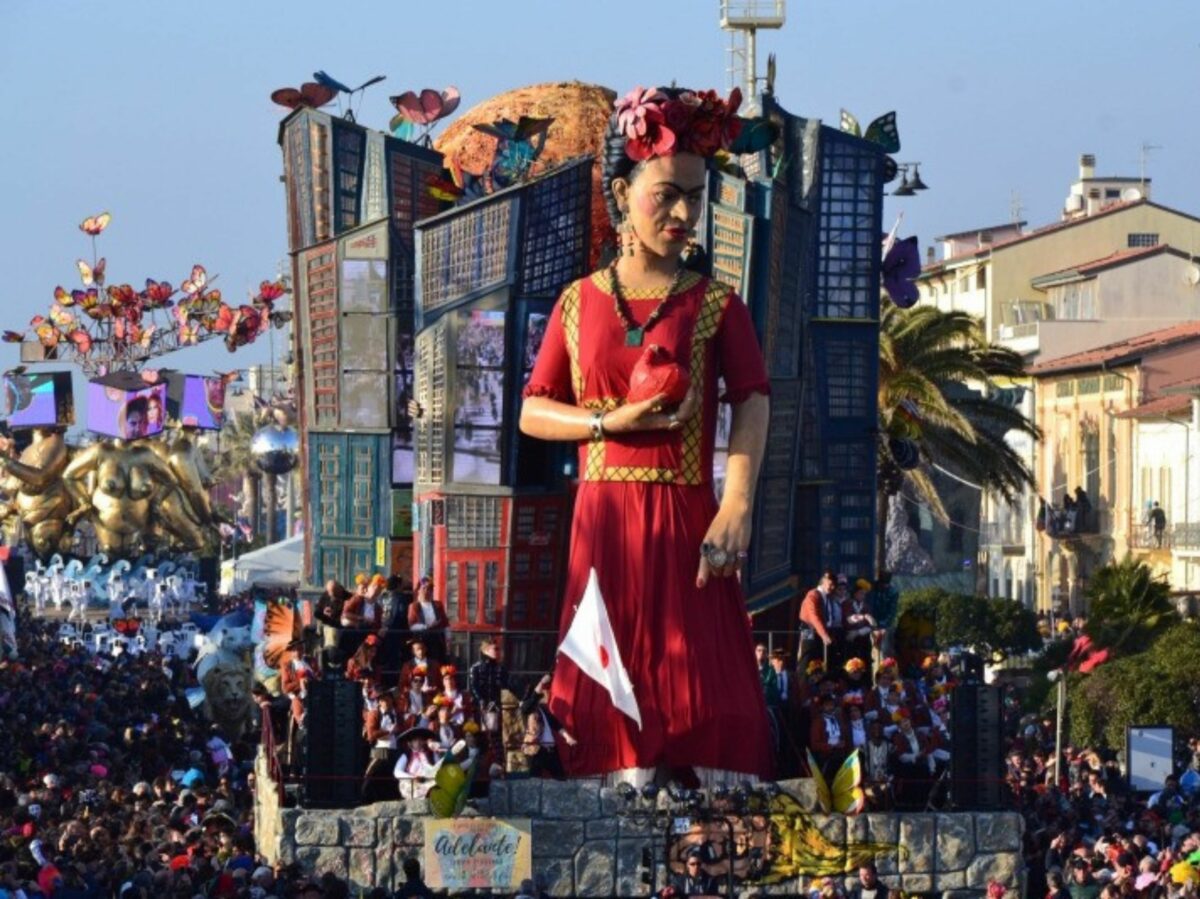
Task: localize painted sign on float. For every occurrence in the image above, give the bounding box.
[423,818,532,890]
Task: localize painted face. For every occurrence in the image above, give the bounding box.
[614,153,707,260]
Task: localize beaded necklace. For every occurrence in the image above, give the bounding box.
[608,263,687,347]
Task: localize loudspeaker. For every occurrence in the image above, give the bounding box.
[303,677,363,808]
[950,683,1005,809]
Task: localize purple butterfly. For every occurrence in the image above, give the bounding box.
[882,235,921,308]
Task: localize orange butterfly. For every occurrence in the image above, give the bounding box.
[69,329,92,354]
[256,280,288,304]
[211,303,235,333]
[142,279,174,307]
[54,286,73,306]
[107,284,138,310]
[77,258,106,287]
[79,212,112,236]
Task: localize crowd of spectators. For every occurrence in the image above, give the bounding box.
[0,596,445,898]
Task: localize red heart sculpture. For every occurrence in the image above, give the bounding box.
[627,344,690,405]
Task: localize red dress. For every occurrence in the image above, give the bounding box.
[523,270,773,778]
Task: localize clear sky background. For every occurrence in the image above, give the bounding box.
[2,0,1199,384]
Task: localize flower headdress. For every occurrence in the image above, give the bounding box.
[878,657,898,673]
[411,664,427,679]
[806,660,825,677]
[433,695,453,708]
[614,86,743,162]
[844,658,867,675]
[440,665,457,679]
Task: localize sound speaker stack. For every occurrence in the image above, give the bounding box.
[950,682,1005,810]
[303,676,363,808]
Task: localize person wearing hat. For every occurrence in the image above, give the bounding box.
[437,665,470,726]
[842,579,877,672]
[810,687,848,781]
[407,577,449,661]
[669,846,720,896]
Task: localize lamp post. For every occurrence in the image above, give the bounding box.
[1049,669,1066,787]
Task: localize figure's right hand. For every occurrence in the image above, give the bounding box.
[603,385,700,435]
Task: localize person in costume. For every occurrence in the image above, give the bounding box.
[406,577,449,661]
[520,84,772,784]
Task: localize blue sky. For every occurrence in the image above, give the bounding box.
[2,0,1199,384]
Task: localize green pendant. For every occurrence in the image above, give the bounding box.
[625,328,644,347]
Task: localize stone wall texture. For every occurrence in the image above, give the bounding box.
[254,754,1025,898]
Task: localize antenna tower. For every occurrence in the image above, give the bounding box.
[720,1,786,111]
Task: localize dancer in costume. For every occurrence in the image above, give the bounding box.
[520,84,772,783]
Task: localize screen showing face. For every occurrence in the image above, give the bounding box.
[87,381,167,439]
[3,372,73,428]
[169,375,226,430]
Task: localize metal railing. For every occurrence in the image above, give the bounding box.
[981,521,1024,546]
[1130,522,1200,551]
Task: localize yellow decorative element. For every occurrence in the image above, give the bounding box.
[758,790,904,883]
[588,269,703,299]
[560,279,584,401]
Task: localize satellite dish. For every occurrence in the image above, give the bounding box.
[1121,187,1143,202]
[1184,264,1200,288]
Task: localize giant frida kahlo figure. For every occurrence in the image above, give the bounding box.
[519,84,773,784]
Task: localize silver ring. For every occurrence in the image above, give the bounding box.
[736,551,748,560]
[668,413,679,426]
[704,545,731,568]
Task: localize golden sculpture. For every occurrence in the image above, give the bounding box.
[0,428,76,557]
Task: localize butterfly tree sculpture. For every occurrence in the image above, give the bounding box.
[5,213,291,377]
[389,86,461,145]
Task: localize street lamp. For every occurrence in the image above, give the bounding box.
[1048,668,1067,787]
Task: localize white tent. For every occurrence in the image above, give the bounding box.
[220,535,303,594]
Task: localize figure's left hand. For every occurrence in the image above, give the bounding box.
[696,501,751,588]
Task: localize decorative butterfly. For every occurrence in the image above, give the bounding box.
[72,288,99,309]
[254,280,287,306]
[142,279,174,307]
[214,370,241,385]
[178,321,201,346]
[882,235,921,308]
[269,82,337,110]
[390,86,461,126]
[69,329,93,355]
[54,286,73,306]
[260,600,301,669]
[2,331,25,344]
[808,748,865,815]
[79,212,112,236]
[30,317,61,349]
[473,117,553,189]
[181,265,209,298]
[839,110,900,154]
[77,258,106,287]
[49,306,75,328]
[107,283,138,310]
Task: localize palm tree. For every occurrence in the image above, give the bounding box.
[1084,555,1176,653]
[212,411,262,536]
[876,303,1041,572]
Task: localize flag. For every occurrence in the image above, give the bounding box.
[558,568,641,729]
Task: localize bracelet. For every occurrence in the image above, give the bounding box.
[588,410,606,443]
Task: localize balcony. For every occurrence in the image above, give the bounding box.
[1132,522,1200,552]
[1041,506,1102,539]
[981,521,1025,550]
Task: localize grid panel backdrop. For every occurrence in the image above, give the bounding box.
[519,161,592,297]
[420,201,513,312]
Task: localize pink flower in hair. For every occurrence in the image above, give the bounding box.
[615,86,676,161]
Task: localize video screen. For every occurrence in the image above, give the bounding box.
[2,372,74,428]
[452,426,502,485]
[87,378,168,439]
[457,309,505,368]
[167,373,226,430]
[341,259,388,312]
